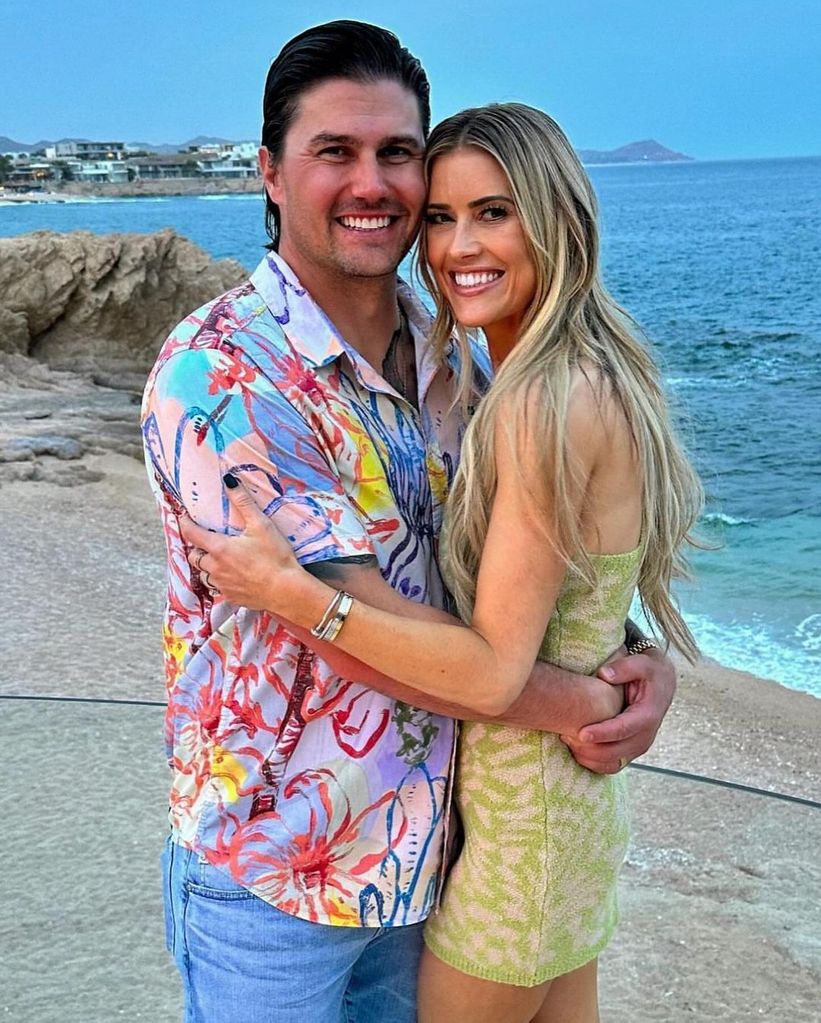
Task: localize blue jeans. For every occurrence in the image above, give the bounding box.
[162,838,424,1023]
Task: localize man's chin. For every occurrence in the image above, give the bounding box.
[331,252,407,280]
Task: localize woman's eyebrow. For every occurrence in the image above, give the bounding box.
[426,194,514,211]
[467,194,514,208]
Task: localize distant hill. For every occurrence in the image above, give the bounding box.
[0,135,249,154]
[0,136,84,153]
[578,139,693,164]
[127,136,241,154]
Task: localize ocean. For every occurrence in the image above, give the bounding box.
[2,157,819,697]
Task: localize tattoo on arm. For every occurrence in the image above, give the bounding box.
[304,555,379,585]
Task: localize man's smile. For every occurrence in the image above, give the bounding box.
[336,214,400,232]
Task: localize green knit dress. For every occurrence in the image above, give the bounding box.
[424,548,640,986]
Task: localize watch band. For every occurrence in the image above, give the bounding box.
[626,637,659,656]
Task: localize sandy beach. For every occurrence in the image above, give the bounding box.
[3,365,819,1022]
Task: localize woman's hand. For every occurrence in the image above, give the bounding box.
[178,473,301,612]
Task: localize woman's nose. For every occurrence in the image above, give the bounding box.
[449,219,482,258]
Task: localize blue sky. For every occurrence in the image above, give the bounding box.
[2,0,819,159]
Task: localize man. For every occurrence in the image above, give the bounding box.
[141,20,674,1023]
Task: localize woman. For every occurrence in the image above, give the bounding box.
[185,104,702,1022]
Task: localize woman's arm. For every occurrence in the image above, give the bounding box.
[199,377,608,717]
[274,601,619,733]
[279,384,600,715]
[179,521,623,733]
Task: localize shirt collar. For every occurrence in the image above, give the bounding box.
[250,250,442,407]
[250,251,346,369]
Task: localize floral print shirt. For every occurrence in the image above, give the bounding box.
[141,251,469,927]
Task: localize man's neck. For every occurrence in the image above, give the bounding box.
[279,247,401,370]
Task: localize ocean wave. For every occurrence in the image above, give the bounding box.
[665,374,745,391]
[796,614,821,653]
[629,597,820,698]
[197,194,259,202]
[751,331,804,343]
[679,611,820,698]
[701,512,754,527]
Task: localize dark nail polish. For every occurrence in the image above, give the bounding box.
[223,472,239,489]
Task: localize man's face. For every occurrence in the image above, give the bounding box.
[260,77,426,283]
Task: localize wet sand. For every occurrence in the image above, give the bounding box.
[3,443,820,1021]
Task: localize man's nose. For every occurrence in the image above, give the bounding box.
[350,154,389,203]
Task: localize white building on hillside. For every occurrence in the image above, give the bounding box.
[45,141,126,161]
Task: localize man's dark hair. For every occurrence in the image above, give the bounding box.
[261,20,431,249]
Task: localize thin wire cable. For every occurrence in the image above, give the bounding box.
[3,691,819,810]
[2,693,165,708]
[629,762,821,810]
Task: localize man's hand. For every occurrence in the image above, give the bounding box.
[560,650,676,773]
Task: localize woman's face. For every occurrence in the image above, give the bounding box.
[425,146,537,360]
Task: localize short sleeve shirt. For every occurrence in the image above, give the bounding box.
[141,251,468,927]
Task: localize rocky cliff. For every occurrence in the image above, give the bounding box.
[0,229,247,484]
[0,229,246,376]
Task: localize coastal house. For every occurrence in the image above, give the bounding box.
[124,143,259,181]
[45,141,126,161]
[125,154,201,180]
[196,142,258,179]
[71,160,130,184]
[4,160,55,190]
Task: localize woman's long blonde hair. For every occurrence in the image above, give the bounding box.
[418,103,703,660]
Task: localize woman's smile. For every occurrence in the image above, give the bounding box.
[449,268,505,293]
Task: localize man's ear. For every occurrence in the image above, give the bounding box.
[258,146,282,204]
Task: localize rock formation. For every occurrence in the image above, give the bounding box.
[0,229,247,485]
[0,229,246,376]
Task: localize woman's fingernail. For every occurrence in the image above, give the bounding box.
[600,666,615,681]
[223,472,239,489]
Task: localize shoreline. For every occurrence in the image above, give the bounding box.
[1,177,261,202]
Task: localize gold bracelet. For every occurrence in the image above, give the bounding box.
[311,589,346,638]
[318,591,354,643]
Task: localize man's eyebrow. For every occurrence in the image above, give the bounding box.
[309,132,357,147]
[382,135,424,149]
[307,133,423,149]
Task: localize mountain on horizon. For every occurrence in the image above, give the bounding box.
[578,139,693,164]
[1,134,693,163]
[0,134,252,154]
